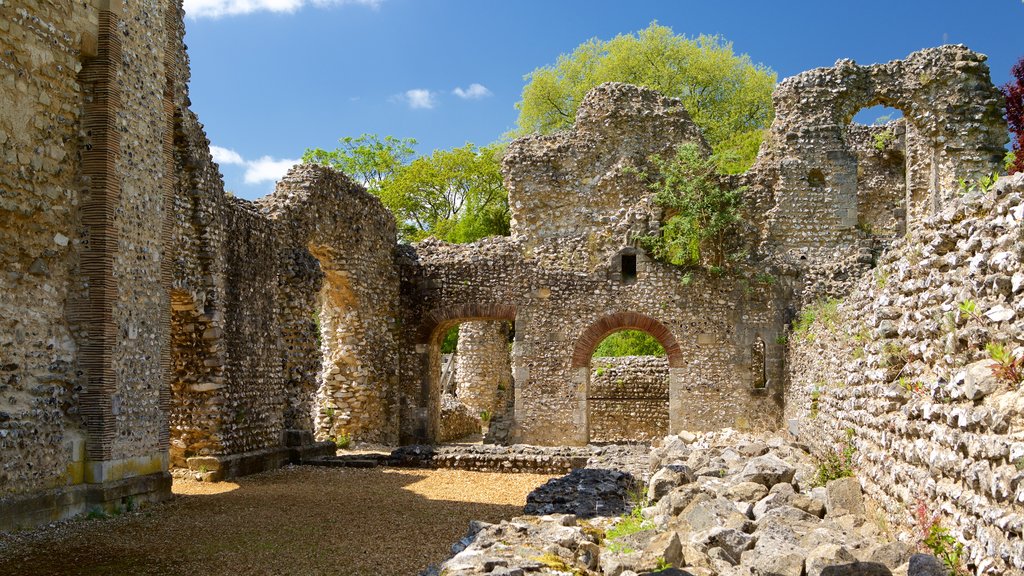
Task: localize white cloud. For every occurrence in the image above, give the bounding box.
[452,83,492,100]
[243,155,300,184]
[403,89,436,110]
[183,0,381,19]
[210,145,245,165]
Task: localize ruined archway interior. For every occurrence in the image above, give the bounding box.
[4,8,1023,569]
[435,320,515,444]
[587,329,669,443]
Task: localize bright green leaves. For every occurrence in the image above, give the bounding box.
[303,136,508,244]
[638,143,743,269]
[513,23,776,173]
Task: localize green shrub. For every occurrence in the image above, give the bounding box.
[793,298,841,340]
[637,143,743,270]
[914,501,968,576]
[811,429,856,487]
[334,432,351,449]
[873,128,896,152]
[986,342,1023,386]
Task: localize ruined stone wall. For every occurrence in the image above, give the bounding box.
[750,45,1006,267]
[399,237,786,446]
[258,165,401,445]
[589,356,669,443]
[786,174,1024,574]
[0,0,100,498]
[399,84,788,446]
[438,394,481,442]
[504,83,709,273]
[454,321,511,417]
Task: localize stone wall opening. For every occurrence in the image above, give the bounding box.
[418,303,516,444]
[169,290,221,468]
[588,330,669,443]
[437,320,514,443]
[571,312,684,443]
[847,104,907,238]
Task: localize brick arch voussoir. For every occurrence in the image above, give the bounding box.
[418,303,517,344]
[571,312,683,369]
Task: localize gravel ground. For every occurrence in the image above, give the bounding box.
[0,466,554,576]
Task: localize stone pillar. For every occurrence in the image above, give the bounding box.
[454,321,511,417]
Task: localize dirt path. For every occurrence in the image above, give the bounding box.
[0,466,554,576]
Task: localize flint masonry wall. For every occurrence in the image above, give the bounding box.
[786,175,1024,574]
[750,45,1006,267]
[589,356,669,443]
[0,0,180,526]
[1,0,397,528]
[398,84,788,447]
[257,165,401,446]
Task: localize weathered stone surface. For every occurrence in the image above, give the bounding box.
[907,553,948,576]
[825,477,865,519]
[737,454,797,487]
[728,481,770,503]
[787,172,1024,574]
[648,463,695,503]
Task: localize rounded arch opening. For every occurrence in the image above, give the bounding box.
[573,312,683,445]
[846,102,909,238]
[571,312,683,369]
[416,303,517,444]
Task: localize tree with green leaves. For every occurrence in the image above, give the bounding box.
[302,134,416,191]
[593,330,666,357]
[513,23,776,173]
[386,144,508,242]
[303,137,509,243]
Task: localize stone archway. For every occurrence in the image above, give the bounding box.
[571,312,684,443]
[416,303,516,444]
[571,312,684,369]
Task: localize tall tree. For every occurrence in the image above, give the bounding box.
[386,143,508,242]
[302,134,416,191]
[303,138,508,243]
[1004,56,1024,174]
[512,23,776,173]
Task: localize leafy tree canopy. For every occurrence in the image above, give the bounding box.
[593,330,666,357]
[512,22,776,173]
[303,136,509,243]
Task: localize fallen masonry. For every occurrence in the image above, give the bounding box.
[428,431,951,576]
[1,0,1022,570]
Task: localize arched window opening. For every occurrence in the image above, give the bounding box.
[848,104,908,238]
[751,336,767,390]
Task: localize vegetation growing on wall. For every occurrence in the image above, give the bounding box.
[637,143,744,270]
[1004,55,1024,174]
[512,22,776,173]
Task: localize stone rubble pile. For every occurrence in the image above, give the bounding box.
[427,431,951,576]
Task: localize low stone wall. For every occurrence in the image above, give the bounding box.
[389,444,591,474]
[786,174,1024,575]
[589,356,669,443]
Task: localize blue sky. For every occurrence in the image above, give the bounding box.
[183,0,1024,199]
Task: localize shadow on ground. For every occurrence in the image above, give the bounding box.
[0,466,550,576]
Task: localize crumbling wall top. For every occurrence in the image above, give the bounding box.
[503,83,709,270]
